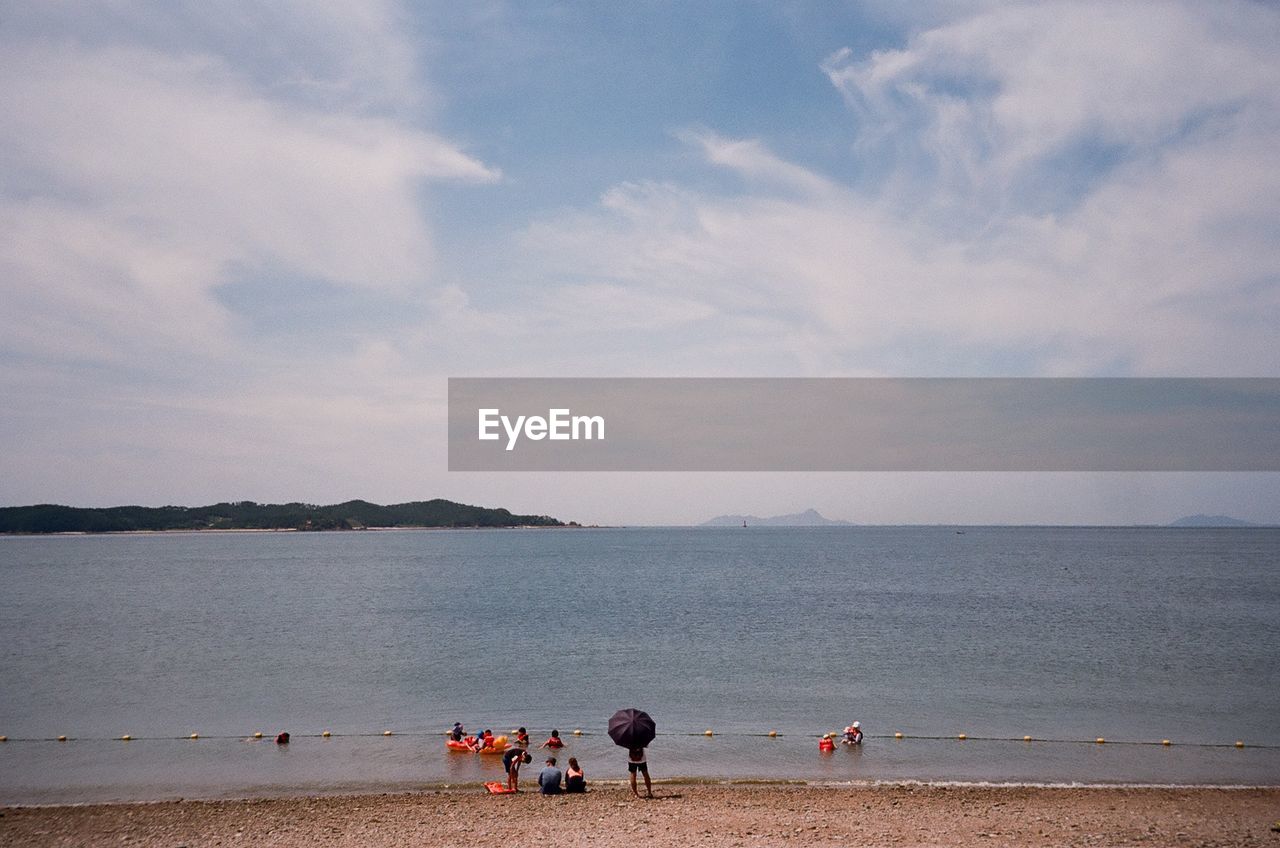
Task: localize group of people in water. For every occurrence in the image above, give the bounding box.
[451,723,569,753]
[449,718,861,792]
[450,722,652,797]
[818,720,863,751]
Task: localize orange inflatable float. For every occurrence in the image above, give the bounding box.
[447,735,510,753]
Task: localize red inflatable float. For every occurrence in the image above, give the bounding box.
[447,735,510,754]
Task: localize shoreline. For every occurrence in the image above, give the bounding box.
[0,524,590,537]
[8,777,1280,809]
[4,524,1276,537]
[3,783,1276,847]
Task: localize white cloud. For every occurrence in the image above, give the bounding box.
[822,2,1280,215]
[3,1,426,114]
[2,0,1277,516]
[512,1,1280,377]
[0,19,497,370]
[680,131,836,197]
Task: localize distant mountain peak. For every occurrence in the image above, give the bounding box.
[1169,514,1258,527]
[700,509,853,527]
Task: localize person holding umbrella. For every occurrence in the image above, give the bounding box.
[608,708,656,799]
[627,746,652,798]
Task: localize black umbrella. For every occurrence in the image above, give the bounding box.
[608,708,656,749]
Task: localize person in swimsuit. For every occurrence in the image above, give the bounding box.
[565,757,586,793]
[627,746,652,798]
[540,729,565,749]
[503,747,533,792]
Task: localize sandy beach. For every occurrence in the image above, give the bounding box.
[2,783,1276,847]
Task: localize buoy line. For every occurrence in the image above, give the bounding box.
[0,729,1269,749]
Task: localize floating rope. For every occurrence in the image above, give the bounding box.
[0,729,1270,749]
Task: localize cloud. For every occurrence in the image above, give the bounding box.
[821,2,1280,215]
[512,1,1280,377]
[0,2,507,503]
[2,1,426,114]
[679,131,836,197]
[0,12,497,371]
[2,0,1277,517]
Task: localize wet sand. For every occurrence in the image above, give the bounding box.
[2,783,1277,847]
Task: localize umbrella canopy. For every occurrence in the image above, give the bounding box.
[608,708,656,749]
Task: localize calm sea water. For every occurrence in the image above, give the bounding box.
[1,526,1277,802]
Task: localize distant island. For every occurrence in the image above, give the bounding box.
[701,508,853,527]
[0,499,566,534]
[1169,514,1259,527]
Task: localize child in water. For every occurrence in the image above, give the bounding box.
[540,729,565,749]
[515,726,530,746]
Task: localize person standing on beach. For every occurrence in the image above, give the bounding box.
[503,748,533,792]
[538,757,563,794]
[627,747,652,798]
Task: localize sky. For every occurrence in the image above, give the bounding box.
[2,0,1278,525]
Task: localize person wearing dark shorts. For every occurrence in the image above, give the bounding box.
[503,747,532,792]
[627,747,652,798]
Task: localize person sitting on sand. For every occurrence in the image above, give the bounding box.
[450,722,465,742]
[503,747,533,792]
[565,757,586,793]
[540,729,565,749]
[842,722,863,745]
[515,726,530,746]
[538,757,563,795]
[627,747,652,798]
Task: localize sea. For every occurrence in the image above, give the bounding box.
[1,526,1277,804]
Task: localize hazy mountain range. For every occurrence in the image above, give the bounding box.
[1168,514,1260,527]
[701,508,853,527]
[700,511,1266,528]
